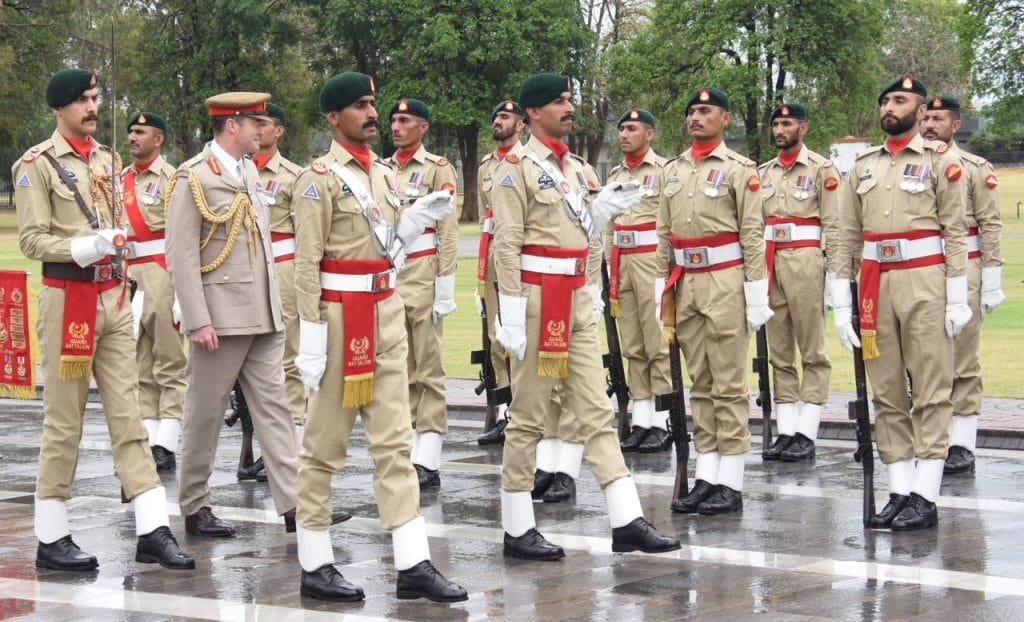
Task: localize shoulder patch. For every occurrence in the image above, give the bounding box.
[311,160,328,174]
[747,175,761,191]
[440,181,456,195]
[945,163,962,182]
[17,173,32,187]
[499,173,516,188]
[505,153,520,164]
[207,158,222,176]
[935,142,949,154]
[301,182,320,199]
[985,174,998,189]
[823,177,839,191]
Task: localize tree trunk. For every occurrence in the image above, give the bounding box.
[457,124,480,224]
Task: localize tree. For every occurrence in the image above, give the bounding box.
[961,0,1024,135]
[882,0,970,102]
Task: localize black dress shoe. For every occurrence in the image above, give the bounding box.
[284,509,353,533]
[670,479,715,514]
[136,526,195,569]
[638,428,673,453]
[184,506,236,537]
[619,426,650,453]
[944,445,976,475]
[612,517,681,553]
[779,433,816,462]
[697,485,743,515]
[867,493,911,529]
[532,469,555,499]
[396,560,469,602]
[762,434,793,461]
[891,493,939,531]
[237,456,265,481]
[542,472,576,503]
[36,535,98,571]
[477,419,508,446]
[503,528,565,561]
[415,464,440,489]
[301,564,364,602]
[151,445,176,472]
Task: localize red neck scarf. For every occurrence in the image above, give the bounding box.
[536,135,569,168]
[625,150,648,171]
[690,140,721,165]
[133,157,156,173]
[395,146,419,168]
[63,135,93,161]
[339,141,372,173]
[253,151,275,170]
[778,149,800,170]
[885,135,914,156]
[496,144,514,161]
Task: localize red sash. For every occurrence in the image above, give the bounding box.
[123,169,167,269]
[609,222,657,318]
[42,271,121,380]
[407,227,438,260]
[0,271,34,399]
[765,216,821,293]
[477,211,494,297]
[271,232,296,263]
[519,246,587,379]
[967,226,981,260]
[661,232,743,337]
[319,258,394,408]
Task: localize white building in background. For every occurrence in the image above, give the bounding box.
[829,136,872,175]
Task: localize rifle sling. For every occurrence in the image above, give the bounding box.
[40,152,99,229]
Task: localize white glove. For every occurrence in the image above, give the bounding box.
[474,290,485,317]
[588,283,604,324]
[395,191,454,246]
[743,279,774,334]
[654,276,666,323]
[131,291,145,340]
[296,319,328,392]
[981,266,1006,316]
[588,182,642,240]
[69,228,126,267]
[945,275,972,338]
[432,274,457,324]
[494,293,527,360]
[172,294,183,325]
[830,278,861,352]
[824,271,837,313]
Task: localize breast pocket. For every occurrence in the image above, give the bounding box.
[855,177,878,196]
[201,270,257,325]
[534,187,565,228]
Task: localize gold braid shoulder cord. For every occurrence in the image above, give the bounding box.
[164,169,257,273]
[89,151,123,228]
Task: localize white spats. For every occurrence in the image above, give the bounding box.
[632,399,654,429]
[950,416,978,451]
[555,442,585,479]
[535,438,561,473]
[914,459,945,503]
[132,486,170,536]
[796,403,822,441]
[604,477,643,528]
[391,516,431,571]
[717,454,746,492]
[651,406,669,432]
[887,459,915,496]
[776,402,799,437]
[296,525,335,572]
[412,431,444,471]
[142,419,160,445]
[694,451,721,485]
[154,418,181,452]
[501,490,536,537]
[34,498,71,544]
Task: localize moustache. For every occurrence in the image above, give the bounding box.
[362,120,378,130]
[83,115,99,122]
[561,114,575,122]
[689,124,703,130]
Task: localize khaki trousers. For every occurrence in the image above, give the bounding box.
[952,258,983,417]
[483,261,510,390]
[133,262,186,421]
[866,266,953,463]
[502,284,630,492]
[178,332,299,516]
[398,256,447,434]
[297,293,420,531]
[673,266,751,456]
[766,248,831,405]
[36,284,159,500]
[617,252,671,400]
[541,383,582,440]
[274,259,306,424]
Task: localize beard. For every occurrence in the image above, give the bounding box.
[881,111,917,136]
[774,135,799,151]
[493,126,516,141]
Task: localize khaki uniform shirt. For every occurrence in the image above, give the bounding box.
[757,145,842,273]
[837,134,967,280]
[656,142,766,281]
[291,141,403,323]
[386,145,458,277]
[258,151,303,235]
[478,150,502,221]
[606,149,667,227]
[953,142,1002,267]
[123,155,176,236]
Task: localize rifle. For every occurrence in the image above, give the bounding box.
[470,284,512,434]
[752,326,773,457]
[600,260,631,439]
[848,280,875,526]
[657,339,689,500]
[225,380,255,472]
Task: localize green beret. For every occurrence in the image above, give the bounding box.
[878,76,927,105]
[319,72,376,113]
[127,112,167,133]
[617,107,655,128]
[492,99,524,120]
[926,94,960,112]
[685,88,730,114]
[390,98,430,122]
[770,102,808,122]
[47,68,97,108]
[518,73,572,109]
[266,102,287,126]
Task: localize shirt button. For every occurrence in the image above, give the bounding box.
[223,275,229,281]
[886,185,891,190]
[884,211,890,216]
[687,193,693,198]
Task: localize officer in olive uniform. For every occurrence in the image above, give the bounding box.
[920,95,1005,475]
[290,72,467,602]
[15,68,192,571]
[606,108,672,454]
[659,88,772,516]
[492,73,680,560]
[832,77,969,531]
[122,112,185,473]
[758,103,841,462]
[386,99,459,489]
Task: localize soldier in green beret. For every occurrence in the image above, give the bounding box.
[14,68,193,571]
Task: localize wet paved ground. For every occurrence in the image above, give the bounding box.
[2,396,1024,621]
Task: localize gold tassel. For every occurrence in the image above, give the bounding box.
[477,282,486,298]
[862,331,880,360]
[0,384,36,400]
[59,357,93,381]
[610,298,620,319]
[538,353,569,379]
[662,324,676,346]
[342,374,374,408]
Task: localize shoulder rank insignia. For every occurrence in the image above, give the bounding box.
[301,182,320,200]
[436,157,449,167]
[22,153,35,163]
[311,160,328,174]
[506,153,520,164]
[935,143,949,154]
[207,157,222,176]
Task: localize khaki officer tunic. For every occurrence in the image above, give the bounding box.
[477,148,510,391]
[388,145,458,436]
[14,130,159,500]
[258,151,305,424]
[492,134,628,492]
[166,142,299,517]
[951,144,1002,418]
[124,155,186,423]
[837,134,967,463]
[758,146,840,405]
[292,141,421,531]
[656,142,766,456]
[606,149,671,403]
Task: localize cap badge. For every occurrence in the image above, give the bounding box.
[902,77,913,89]
[781,105,789,115]
[630,109,639,119]
[932,97,942,108]
[505,100,514,111]
[369,77,376,94]
[398,100,409,112]
[138,114,147,123]
[699,90,710,102]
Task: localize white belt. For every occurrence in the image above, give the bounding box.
[613,229,658,248]
[863,236,943,263]
[128,238,165,258]
[967,234,980,254]
[763,224,821,243]
[406,231,438,255]
[271,237,296,258]
[672,241,742,269]
[520,254,587,276]
[320,269,397,293]
[482,218,495,235]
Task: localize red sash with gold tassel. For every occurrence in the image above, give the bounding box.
[0,271,35,398]
[519,246,587,379]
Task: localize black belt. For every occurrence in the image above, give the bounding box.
[42,262,119,283]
